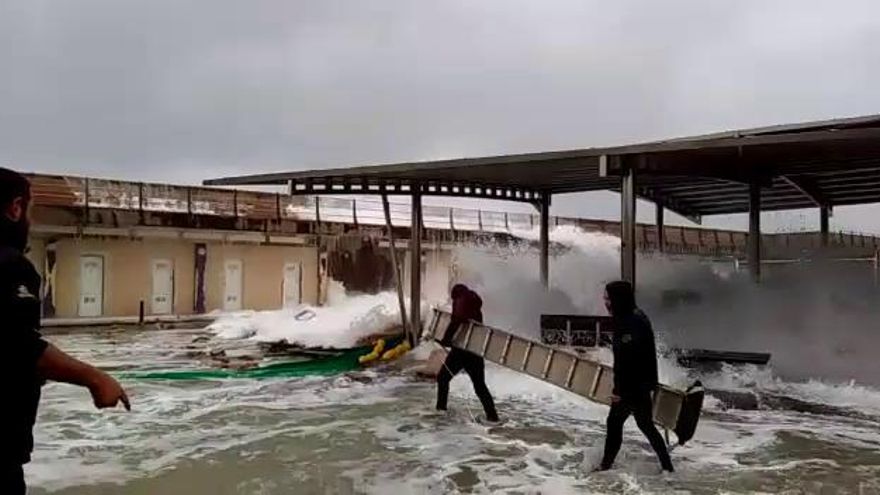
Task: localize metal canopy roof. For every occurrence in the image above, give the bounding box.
[205,114,880,218]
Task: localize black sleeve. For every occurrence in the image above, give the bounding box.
[0,253,48,371]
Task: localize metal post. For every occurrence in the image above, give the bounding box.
[315,196,322,230]
[410,185,423,344]
[138,182,145,224]
[539,194,550,289]
[748,179,762,283]
[382,195,409,342]
[820,205,830,248]
[874,249,879,288]
[478,210,484,231]
[621,164,636,284]
[449,208,455,231]
[352,199,359,228]
[84,178,91,225]
[655,202,665,253]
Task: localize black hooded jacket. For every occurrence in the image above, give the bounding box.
[611,309,659,398]
[1,226,48,464]
[606,282,659,398]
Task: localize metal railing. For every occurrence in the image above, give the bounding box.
[27,173,880,254]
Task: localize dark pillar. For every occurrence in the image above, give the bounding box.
[539,194,551,289]
[194,243,207,313]
[621,164,636,284]
[748,179,762,282]
[410,185,423,342]
[655,202,665,253]
[820,205,830,248]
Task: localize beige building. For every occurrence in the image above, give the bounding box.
[29,232,319,319]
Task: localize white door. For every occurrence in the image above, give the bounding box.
[79,255,104,317]
[151,259,174,315]
[282,262,302,308]
[224,259,243,311]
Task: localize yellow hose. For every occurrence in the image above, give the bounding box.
[381,341,412,361]
[358,339,386,364]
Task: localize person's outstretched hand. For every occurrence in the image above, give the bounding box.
[89,371,131,411]
[38,343,131,411]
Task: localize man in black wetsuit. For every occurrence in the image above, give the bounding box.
[1,168,130,493]
[599,280,674,472]
[435,284,499,423]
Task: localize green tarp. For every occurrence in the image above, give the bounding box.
[120,337,402,381]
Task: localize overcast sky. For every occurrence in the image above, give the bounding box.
[2,1,880,232]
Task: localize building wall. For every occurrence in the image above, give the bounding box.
[204,243,318,312]
[51,237,195,318]
[40,235,318,318]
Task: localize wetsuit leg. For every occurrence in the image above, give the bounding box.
[631,393,674,472]
[1,464,26,495]
[436,349,465,411]
[600,400,631,470]
[463,356,499,422]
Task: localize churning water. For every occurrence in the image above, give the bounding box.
[29,228,880,494]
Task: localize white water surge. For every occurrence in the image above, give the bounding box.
[207,281,429,349]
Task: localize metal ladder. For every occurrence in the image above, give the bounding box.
[425,308,704,445]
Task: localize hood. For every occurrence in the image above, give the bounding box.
[605,280,636,317]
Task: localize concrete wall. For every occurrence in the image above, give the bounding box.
[204,243,318,313]
[34,235,318,318]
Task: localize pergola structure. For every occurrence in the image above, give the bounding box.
[206,114,880,334]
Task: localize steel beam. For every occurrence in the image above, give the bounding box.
[284,178,544,204]
[621,165,637,284]
[820,205,831,247]
[781,175,831,208]
[539,194,551,289]
[655,202,665,253]
[410,185,423,342]
[748,179,762,282]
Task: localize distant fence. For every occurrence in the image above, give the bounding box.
[26,173,880,256]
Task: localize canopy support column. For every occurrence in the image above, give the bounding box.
[820,205,831,248]
[539,194,551,289]
[748,179,762,283]
[410,185,423,343]
[621,164,637,284]
[655,202,665,253]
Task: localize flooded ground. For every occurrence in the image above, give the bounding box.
[28,328,880,494]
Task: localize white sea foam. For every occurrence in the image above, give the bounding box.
[207,281,429,349]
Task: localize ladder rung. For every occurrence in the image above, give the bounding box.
[521,342,533,371]
[541,349,555,379]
